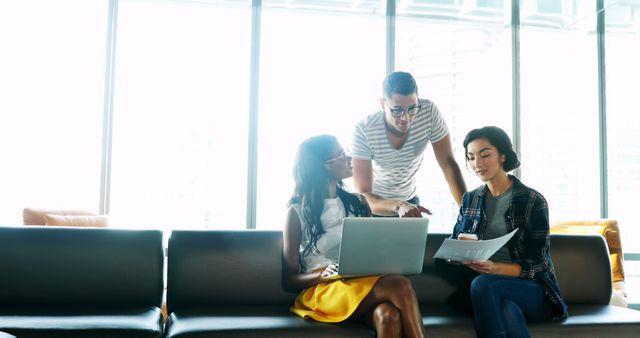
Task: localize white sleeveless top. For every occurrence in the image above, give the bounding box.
[292,197,350,273]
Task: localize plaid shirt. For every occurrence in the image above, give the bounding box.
[451,175,568,320]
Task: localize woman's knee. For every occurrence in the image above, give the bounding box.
[372,275,420,310]
[470,274,494,298]
[373,302,402,329]
[379,275,415,295]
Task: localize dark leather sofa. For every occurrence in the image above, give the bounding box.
[2,226,640,338]
[165,230,640,338]
[0,226,165,338]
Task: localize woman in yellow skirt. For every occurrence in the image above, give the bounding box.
[282,135,426,338]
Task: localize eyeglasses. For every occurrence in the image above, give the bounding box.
[326,151,350,164]
[384,100,421,118]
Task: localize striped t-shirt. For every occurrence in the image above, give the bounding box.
[350,98,449,200]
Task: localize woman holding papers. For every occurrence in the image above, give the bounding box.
[449,126,568,338]
[282,135,426,338]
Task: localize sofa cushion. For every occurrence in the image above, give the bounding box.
[44,214,109,227]
[420,305,476,338]
[527,305,640,338]
[167,230,297,313]
[551,219,627,309]
[164,306,372,338]
[0,226,164,307]
[22,208,97,225]
[552,220,625,283]
[0,306,163,338]
[413,233,456,305]
[549,234,612,304]
[418,304,640,338]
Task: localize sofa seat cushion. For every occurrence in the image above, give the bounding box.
[164,306,373,338]
[527,304,640,337]
[0,306,163,338]
[420,305,476,338]
[419,304,640,338]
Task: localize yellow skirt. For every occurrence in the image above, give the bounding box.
[291,275,382,323]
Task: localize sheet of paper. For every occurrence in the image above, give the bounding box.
[433,229,518,262]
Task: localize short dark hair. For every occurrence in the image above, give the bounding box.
[463,126,521,172]
[382,71,418,99]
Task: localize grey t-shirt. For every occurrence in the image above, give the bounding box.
[484,186,513,263]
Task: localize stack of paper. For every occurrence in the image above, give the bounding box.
[433,229,518,262]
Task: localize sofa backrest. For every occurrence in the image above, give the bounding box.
[548,233,612,304]
[412,233,612,305]
[167,230,297,313]
[411,233,458,305]
[0,226,164,307]
[167,230,612,310]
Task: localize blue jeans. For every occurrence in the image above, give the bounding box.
[470,274,553,338]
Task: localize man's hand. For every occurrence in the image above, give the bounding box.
[396,201,432,218]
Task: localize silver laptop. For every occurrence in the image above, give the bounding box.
[336,217,429,277]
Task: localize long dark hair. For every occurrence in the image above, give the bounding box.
[288,135,370,257]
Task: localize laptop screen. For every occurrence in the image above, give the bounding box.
[337,217,429,276]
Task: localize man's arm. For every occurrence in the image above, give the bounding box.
[352,158,394,216]
[352,158,428,216]
[432,135,467,206]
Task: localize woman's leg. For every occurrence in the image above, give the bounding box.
[361,302,402,338]
[350,275,425,338]
[470,275,553,338]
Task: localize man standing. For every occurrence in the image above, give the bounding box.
[351,71,466,217]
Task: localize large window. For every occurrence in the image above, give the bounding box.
[605,0,640,252]
[257,0,386,229]
[519,0,600,221]
[0,0,637,257]
[396,0,512,232]
[109,0,251,229]
[0,0,107,223]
